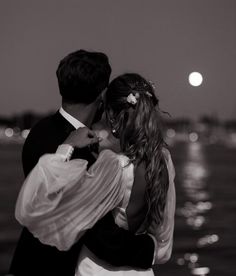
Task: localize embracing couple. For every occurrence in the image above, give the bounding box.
[9,49,176,276]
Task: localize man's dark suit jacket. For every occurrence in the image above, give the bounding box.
[9,111,154,276]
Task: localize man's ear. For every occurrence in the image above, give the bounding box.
[95,87,107,103]
[101,88,107,99]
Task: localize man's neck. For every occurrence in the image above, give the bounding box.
[62,102,95,127]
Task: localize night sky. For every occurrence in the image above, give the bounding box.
[0,0,236,120]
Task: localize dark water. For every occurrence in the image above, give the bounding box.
[0,144,24,276]
[0,142,236,276]
[156,141,236,276]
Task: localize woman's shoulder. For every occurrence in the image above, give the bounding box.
[98,149,130,168]
[162,147,173,164]
[98,149,117,159]
[162,147,171,158]
[162,147,175,179]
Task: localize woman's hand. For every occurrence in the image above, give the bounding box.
[64,127,100,148]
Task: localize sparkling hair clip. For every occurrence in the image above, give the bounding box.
[127,93,139,105]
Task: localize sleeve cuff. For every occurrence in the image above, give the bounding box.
[56,144,74,161]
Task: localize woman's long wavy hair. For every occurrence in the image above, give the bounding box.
[105,73,169,229]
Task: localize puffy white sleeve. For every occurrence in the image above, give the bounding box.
[150,149,176,264]
[15,149,125,251]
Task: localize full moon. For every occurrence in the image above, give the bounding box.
[188,72,203,86]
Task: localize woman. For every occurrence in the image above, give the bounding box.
[16,73,176,275]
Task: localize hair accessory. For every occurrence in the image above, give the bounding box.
[148,80,156,90]
[145,91,153,97]
[127,93,139,105]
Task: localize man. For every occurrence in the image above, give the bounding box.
[9,50,155,276]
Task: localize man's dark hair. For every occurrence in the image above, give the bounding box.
[56,50,111,104]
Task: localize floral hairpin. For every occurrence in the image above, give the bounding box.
[145,91,153,97]
[127,93,139,105]
[148,80,156,90]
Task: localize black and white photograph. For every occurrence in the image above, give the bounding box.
[0,1,236,275]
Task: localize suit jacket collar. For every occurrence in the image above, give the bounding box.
[54,111,76,135]
[59,107,86,129]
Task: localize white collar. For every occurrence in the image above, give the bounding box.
[59,107,86,129]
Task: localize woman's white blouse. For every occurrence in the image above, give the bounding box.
[15,148,175,264]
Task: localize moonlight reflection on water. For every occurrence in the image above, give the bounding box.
[176,142,219,275]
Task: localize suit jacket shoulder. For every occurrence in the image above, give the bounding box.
[22,111,75,176]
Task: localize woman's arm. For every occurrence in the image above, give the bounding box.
[15,129,126,251]
[151,149,176,264]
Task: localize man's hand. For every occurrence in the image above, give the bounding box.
[64,127,100,148]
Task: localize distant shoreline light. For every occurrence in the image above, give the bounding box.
[188,72,203,87]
